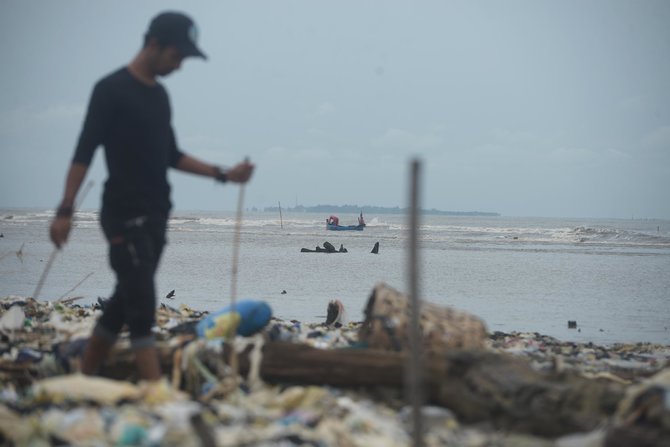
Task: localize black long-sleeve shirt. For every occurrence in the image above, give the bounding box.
[73,67,184,218]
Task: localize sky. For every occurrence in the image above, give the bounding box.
[1,0,669,219]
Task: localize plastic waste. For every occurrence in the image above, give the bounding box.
[32,374,141,405]
[196,300,272,339]
[0,305,25,331]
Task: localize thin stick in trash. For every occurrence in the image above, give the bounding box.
[33,180,94,300]
[229,159,249,313]
[56,271,94,302]
[228,158,249,382]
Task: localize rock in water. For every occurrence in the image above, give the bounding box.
[323,241,336,253]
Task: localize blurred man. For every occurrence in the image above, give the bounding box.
[50,11,254,381]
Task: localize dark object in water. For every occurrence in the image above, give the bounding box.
[568,320,577,329]
[166,289,176,299]
[281,290,287,294]
[300,241,347,253]
[371,242,380,254]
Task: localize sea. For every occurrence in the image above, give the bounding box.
[1,208,669,345]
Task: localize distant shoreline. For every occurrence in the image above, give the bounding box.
[264,204,500,217]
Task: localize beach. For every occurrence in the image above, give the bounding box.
[1,292,669,446]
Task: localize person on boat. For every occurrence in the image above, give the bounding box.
[328,215,339,226]
[49,11,254,384]
[358,211,365,227]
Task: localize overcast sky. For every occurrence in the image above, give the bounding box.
[1,0,668,218]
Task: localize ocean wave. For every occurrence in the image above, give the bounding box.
[569,226,670,245]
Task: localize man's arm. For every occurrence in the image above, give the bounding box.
[50,162,89,248]
[175,154,254,184]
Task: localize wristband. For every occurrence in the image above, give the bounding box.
[56,206,73,218]
[215,167,228,183]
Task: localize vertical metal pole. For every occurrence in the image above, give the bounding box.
[407,158,424,447]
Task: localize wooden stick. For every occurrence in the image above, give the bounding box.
[56,272,94,301]
[278,201,283,229]
[228,159,249,383]
[33,180,93,300]
[407,158,424,447]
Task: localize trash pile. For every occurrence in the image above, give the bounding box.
[488,331,670,383]
[1,294,669,446]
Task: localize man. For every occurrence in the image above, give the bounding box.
[49,11,254,381]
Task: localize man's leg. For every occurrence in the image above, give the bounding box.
[134,346,161,381]
[80,334,114,375]
[125,218,166,382]
[81,285,124,375]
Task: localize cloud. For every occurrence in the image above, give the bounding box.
[642,125,670,148]
[316,102,335,116]
[178,133,232,159]
[605,148,631,160]
[263,144,332,162]
[265,145,288,156]
[371,128,442,150]
[549,146,598,164]
[0,103,84,134]
[615,95,645,113]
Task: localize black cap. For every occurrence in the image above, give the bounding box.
[146,11,207,59]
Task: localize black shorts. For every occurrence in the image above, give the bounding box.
[94,213,167,350]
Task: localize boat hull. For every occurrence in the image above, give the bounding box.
[326,224,365,231]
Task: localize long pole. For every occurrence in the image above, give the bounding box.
[33,180,94,300]
[228,160,249,381]
[230,182,246,319]
[407,159,424,447]
[278,201,283,229]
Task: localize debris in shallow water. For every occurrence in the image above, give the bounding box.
[325,299,345,327]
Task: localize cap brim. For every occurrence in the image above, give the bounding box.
[178,44,207,60]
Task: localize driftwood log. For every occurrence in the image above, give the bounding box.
[85,339,625,438]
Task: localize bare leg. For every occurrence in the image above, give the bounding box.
[80,334,114,375]
[134,346,162,381]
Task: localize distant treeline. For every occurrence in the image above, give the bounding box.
[264,204,499,217]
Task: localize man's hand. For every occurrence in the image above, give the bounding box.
[225,160,255,184]
[50,216,72,249]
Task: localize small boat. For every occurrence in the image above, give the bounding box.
[326,212,366,231]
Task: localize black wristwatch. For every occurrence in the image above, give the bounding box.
[214,167,228,183]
